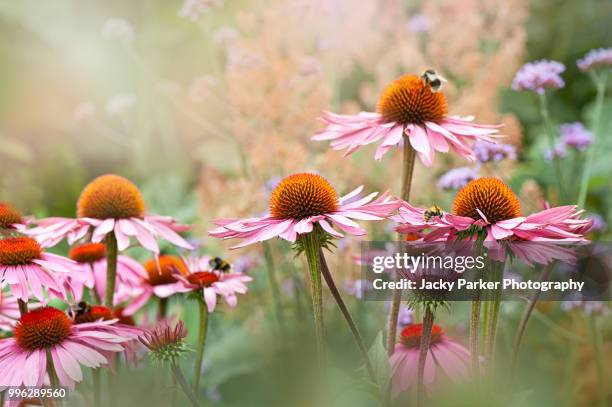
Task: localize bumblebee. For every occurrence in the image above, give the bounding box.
[71,301,91,319]
[209,257,231,273]
[423,205,443,222]
[421,69,447,93]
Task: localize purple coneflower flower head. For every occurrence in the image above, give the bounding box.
[577,48,612,72]
[559,122,593,150]
[390,323,471,397]
[473,140,517,163]
[437,166,478,190]
[139,320,189,364]
[512,60,565,94]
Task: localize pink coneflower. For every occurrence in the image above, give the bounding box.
[0,307,136,389]
[0,236,74,302]
[27,174,193,254]
[394,178,591,262]
[63,243,146,304]
[173,255,252,312]
[0,290,20,331]
[312,73,501,165]
[390,323,471,398]
[0,202,27,230]
[123,255,191,316]
[210,173,400,248]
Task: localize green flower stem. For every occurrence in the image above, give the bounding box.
[578,71,608,208]
[301,233,325,361]
[510,264,553,377]
[538,92,565,202]
[318,248,376,381]
[469,288,482,375]
[387,141,417,356]
[104,233,118,308]
[483,261,505,369]
[46,350,61,402]
[589,313,608,407]
[17,299,28,316]
[92,369,101,407]
[194,298,209,391]
[172,362,202,407]
[417,306,434,407]
[263,241,286,334]
[159,297,169,319]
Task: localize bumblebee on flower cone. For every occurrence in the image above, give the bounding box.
[312,71,501,166]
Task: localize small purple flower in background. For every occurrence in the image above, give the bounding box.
[344,279,365,299]
[588,213,607,233]
[179,0,224,21]
[233,253,261,274]
[188,75,219,103]
[437,166,478,190]
[473,140,517,163]
[544,143,566,161]
[102,18,134,44]
[263,176,282,195]
[206,387,223,403]
[512,60,565,94]
[559,122,593,150]
[397,304,413,328]
[213,26,239,48]
[406,13,430,34]
[577,48,612,72]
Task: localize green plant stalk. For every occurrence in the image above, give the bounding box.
[387,140,417,356]
[301,233,325,360]
[92,369,101,407]
[469,288,482,375]
[159,297,169,319]
[578,72,608,208]
[263,241,286,333]
[172,362,202,407]
[538,92,565,201]
[104,233,118,308]
[589,313,608,407]
[483,261,504,369]
[46,350,61,403]
[417,306,434,407]
[194,298,209,391]
[510,264,553,376]
[318,248,376,381]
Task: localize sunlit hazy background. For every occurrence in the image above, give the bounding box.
[0,1,610,406]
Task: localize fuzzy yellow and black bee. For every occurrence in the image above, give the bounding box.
[423,205,443,222]
[209,256,231,273]
[71,301,92,318]
[421,69,447,93]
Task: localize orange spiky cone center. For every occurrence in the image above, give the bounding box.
[77,174,145,219]
[69,243,106,263]
[15,307,72,350]
[269,173,338,219]
[0,236,42,265]
[400,323,443,348]
[452,178,521,223]
[377,75,448,125]
[0,202,23,228]
[145,255,188,286]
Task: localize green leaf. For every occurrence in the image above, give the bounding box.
[367,330,391,392]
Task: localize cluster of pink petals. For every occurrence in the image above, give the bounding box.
[0,290,20,331]
[123,278,186,316]
[394,204,591,264]
[312,112,500,166]
[27,215,193,254]
[1,252,75,303]
[175,256,252,312]
[0,319,139,390]
[60,255,147,305]
[210,186,401,248]
[390,334,471,398]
